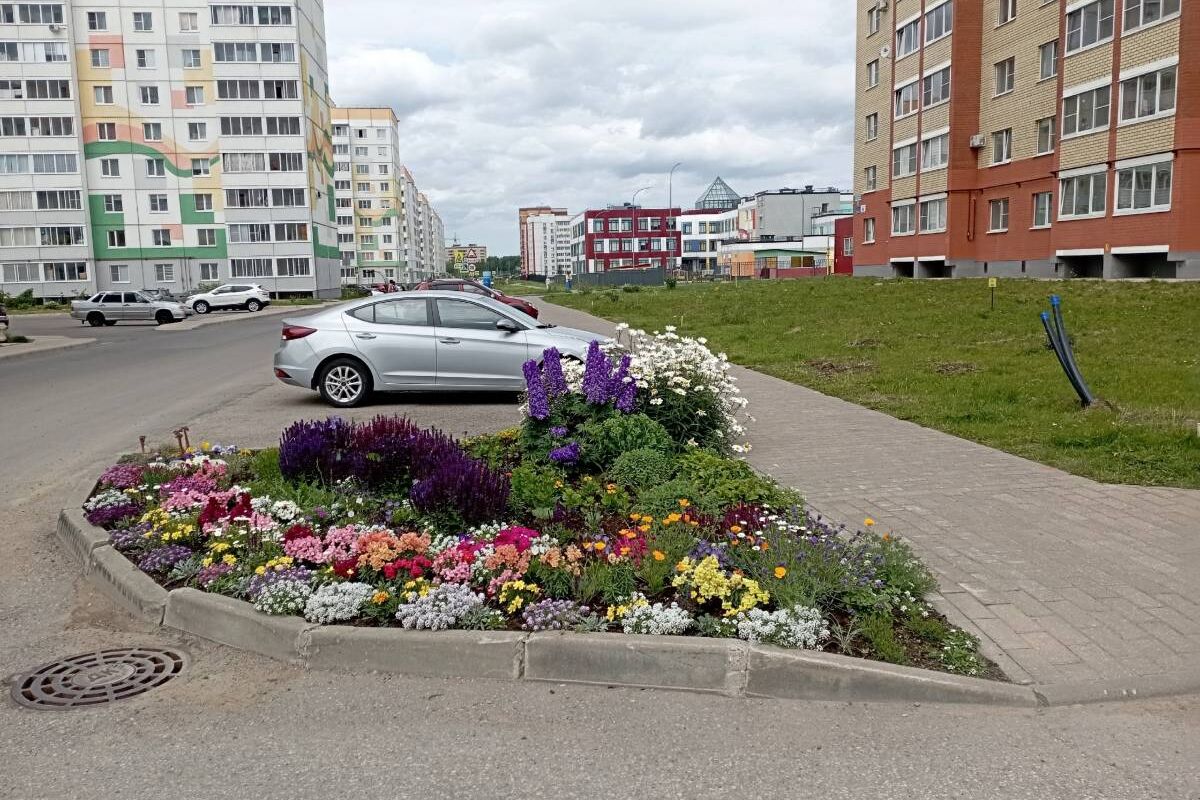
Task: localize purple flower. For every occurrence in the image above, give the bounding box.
[196,562,234,588]
[522,599,589,631]
[523,359,550,420]
[550,426,569,438]
[138,545,193,573]
[611,353,637,413]
[542,347,568,397]
[582,340,613,405]
[410,453,511,526]
[100,464,144,490]
[548,441,581,465]
[86,503,141,529]
[243,567,313,599]
[690,540,729,566]
[109,523,150,551]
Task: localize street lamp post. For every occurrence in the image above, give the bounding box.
[667,161,682,275]
[631,185,651,271]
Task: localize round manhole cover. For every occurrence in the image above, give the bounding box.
[10,647,188,710]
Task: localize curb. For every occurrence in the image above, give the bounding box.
[158,303,332,332]
[0,336,94,363]
[57,508,1196,707]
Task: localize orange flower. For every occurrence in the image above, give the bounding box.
[730,524,742,534]
[882,532,891,542]
[652,550,665,561]
[594,541,606,552]
[774,566,787,579]
[760,541,770,551]
[678,499,690,508]
[638,524,651,533]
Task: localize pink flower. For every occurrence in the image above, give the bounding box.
[283,536,326,564]
[321,525,360,563]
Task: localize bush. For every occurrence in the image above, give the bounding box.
[635,477,702,516]
[410,453,510,528]
[675,449,800,510]
[578,413,673,470]
[621,284,642,293]
[607,447,677,488]
[664,276,678,290]
[278,418,359,484]
[860,613,908,665]
[509,463,562,514]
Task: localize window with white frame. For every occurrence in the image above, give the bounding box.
[999,0,1016,24]
[143,122,162,141]
[182,49,201,68]
[133,11,153,31]
[992,129,1012,164]
[179,11,198,31]
[44,262,88,282]
[135,49,155,68]
[1062,84,1110,136]
[1066,0,1114,53]
[152,230,171,247]
[1040,40,1058,80]
[1124,0,1179,32]
[895,80,920,118]
[277,257,311,277]
[139,85,159,105]
[868,5,881,35]
[195,193,212,211]
[866,59,879,88]
[1115,156,1172,214]
[231,258,272,277]
[988,198,1010,232]
[892,201,916,236]
[923,65,951,107]
[1119,63,1176,123]
[149,193,168,212]
[200,263,219,281]
[87,11,107,30]
[1059,168,1107,218]
[994,57,1015,96]
[925,1,953,42]
[192,159,210,176]
[155,264,175,283]
[897,18,920,58]
[920,196,947,233]
[91,48,109,67]
[146,158,165,177]
[100,158,119,176]
[94,85,113,104]
[864,165,878,191]
[865,112,878,140]
[863,218,876,243]
[893,142,918,178]
[197,229,216,247]
[106,229,126,247]
[1032,192,1053,228]
[185,86,204,105]
[1036,116,1055,154]
[921,132,949,170]
[110,264,129,283]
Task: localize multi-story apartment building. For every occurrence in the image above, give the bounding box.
[517,205,566,276]
[447,241,486,269]
[854,0,1198,280]
[568,205,681,275]
[521,208,571,278]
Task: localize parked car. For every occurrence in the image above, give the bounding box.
[412,278,539,318]
[189,284,271,314]
[0,303,8,330]
[273,291,596,407]
[140,288,177,302]
[70,291,189,326]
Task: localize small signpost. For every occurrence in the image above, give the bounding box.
[988,277,998,310]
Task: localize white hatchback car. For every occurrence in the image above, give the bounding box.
[189,284,271,314]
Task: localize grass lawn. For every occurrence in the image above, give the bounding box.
[548,278,1200,488]
[495,279,553,296]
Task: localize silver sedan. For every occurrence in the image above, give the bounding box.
[273,291,598,407]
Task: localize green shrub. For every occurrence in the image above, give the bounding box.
[664,277,678,290]
[635,477,701,516]
[621,284,642,293]
[860,613,908,665]
[578,413,673,470]
[675,449,800,510]
[607,447,677,488]
[463,428,522,471]
[509,463,562,515]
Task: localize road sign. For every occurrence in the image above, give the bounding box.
[988,277,998,288]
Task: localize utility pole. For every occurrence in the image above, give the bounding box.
[668,162,681,275]
[631,185,651,271]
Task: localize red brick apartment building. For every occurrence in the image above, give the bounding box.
[854,0,1199,279]
[569,207,683,274]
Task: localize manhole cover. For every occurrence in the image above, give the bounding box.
[10,647,187,710]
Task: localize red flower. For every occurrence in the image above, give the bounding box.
[494,526,538,553]
[332,558,358,579]
[283,523,314,542]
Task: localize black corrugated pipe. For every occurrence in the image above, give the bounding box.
[1041,311,1088,403]
[1047,295,1095,407]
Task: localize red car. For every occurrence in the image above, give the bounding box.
[413,278,539,318]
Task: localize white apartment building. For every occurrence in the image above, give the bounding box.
[523,209,571,278]
[1,0,343,299]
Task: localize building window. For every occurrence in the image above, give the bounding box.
[1032,192,1053,228]
[994,58,1015,96]
[179,11,198,31]
[143,122,162,141]
[146,158,165,177]
[100,158,119,177]
[864,165,878,191]
[133,11,153,31]
[43,262,88,282]
[923,65,951,107]
[894,81,920,118]
[96,121,116,140]
[1036,116,1056,154]
[94,86,113,104]
[897,18,920,58]
[925,1,953,42]
[103,194,122,213]
[192,159,211,176]
[1119,64,1177,123]
[139,85,160,105]
[843,237,854,257]
[135,49,156,69]
[921,132,949,170]
[152,230,172,247]
[200,263,219,281]
[1062,85,1110,136]
[197,229,216,247]
[106,230,126,247]
[277,257,311,277]
[865,112,878,141]
[110,264,129,283]
[866,59,879,88]
[992,129,1012,164]
[185,86,205,105]
[868,5,881,35]
[1066,0,1114,53]
[1124,0,1179,32]
[87,11,107,30]
[1039,41,1058,80]
[1059,170,1107,218]
[999,0,1016,24]
[891,203,915,236]
[1115,158,1172,214]
[149,194,168,212]
[183,49,201,68]
[155,264,175,283]
[91,49,110,68]
[988,199,1010,232]
[195,193,213,211]
[920,197,947,233]
[892,142,917,178]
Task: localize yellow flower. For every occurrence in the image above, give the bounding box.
[652,550,665,561]
[774,566,788,579]
[221,554,237,566]
[371,590,390,605]
[555,480,564,489]
[678,499,690,508]
[594,541,606,552]
[200,441,211,451]
[864,518,876,527]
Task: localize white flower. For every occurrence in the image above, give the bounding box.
[736,605,827,649]
[621,601,693,635]
[303,582,374,624]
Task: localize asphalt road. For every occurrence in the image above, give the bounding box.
[1,304,1198,800]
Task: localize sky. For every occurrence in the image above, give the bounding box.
[325,0,855,255]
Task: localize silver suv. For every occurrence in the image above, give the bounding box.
[189,284,271,314]
[71,291,189,326]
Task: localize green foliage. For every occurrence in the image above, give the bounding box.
[874,536,939,602]
[508,463,562,515]
[635,478,703,517]
[694,614,737,638]
[903,608,949,643]
[860,614,908,665]
[637,525,696,596]
[527,559,575,599]
[578,413,673,470]
[463,428,523,471]
[607,447,677,488]
[577,561,637,606]
[340,285,370,300]
[664,276,678,289]
[457,606,508,631]
[621,284,642,293]
[246,448,341,509]
[675,449,801,511]
[937,628,984,676]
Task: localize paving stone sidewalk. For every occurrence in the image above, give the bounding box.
[540,300,1200,690]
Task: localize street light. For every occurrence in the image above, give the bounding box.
[667,162,682,275]
[631,185,652,271]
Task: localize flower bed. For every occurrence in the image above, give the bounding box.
[84,328,998,678]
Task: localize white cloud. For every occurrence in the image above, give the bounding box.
[325,0,854,253]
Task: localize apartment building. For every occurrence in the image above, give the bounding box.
[854,0,1198,279]
[521,208,571,278]
[568,205,681,275]
[517,205,565,276]
[0,0,348,299]
[447,242,486,268]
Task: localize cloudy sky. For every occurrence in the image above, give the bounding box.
[325,0,854,254]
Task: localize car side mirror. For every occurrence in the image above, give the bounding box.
[495,318,519,333]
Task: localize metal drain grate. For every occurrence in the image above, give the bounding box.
[10,647,187,710]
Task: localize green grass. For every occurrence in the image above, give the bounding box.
[495,280,553,296]
[4,304,69,314]
[549,278,1200,488]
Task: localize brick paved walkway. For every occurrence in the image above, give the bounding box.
[541,301,1200,690]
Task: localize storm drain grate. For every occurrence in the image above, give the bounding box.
[10,647,188,710]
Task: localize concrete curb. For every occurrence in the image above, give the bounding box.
[158,303,333,332]
[0,335,94,362]
[56,508,1199,706]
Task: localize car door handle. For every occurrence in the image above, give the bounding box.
[439,338,460,344]
[355,333,377,340]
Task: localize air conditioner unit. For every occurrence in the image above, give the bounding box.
[969,134,986,149]
[877,0,889,9]
[48,23,65,31]
[879,45,891,58]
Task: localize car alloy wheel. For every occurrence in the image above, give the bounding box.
[193,301,210,315]
[247,300,261,312]
[86,312,105,328]
[321,363,366,406]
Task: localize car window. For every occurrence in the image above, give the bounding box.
[435,298,508,331]
[123,293,143,303]
[89,294,103,302]
[375,299,429,326]
[212,287,230,294]
[462,284,488,296]
[232,285,250,292]
[101,293,122,304]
